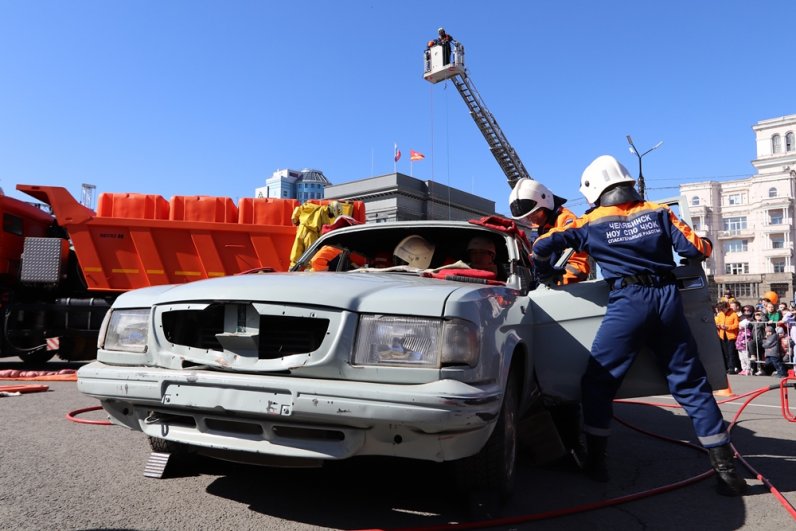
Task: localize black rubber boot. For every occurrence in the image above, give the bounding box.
[708,444,748,496]
[584,434,609,483]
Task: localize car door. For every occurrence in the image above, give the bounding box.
[525,196,726,402]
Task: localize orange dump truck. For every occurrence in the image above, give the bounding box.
[1,185,364,364]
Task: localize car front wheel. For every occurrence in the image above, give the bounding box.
[453,369,519,499]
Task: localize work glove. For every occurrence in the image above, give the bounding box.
[537,270,564,287]
[680,236,713,266]
[533,255,563,286]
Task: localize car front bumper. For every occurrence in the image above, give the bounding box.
[77,362,502,462]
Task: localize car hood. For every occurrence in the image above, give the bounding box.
[123,272,467,316]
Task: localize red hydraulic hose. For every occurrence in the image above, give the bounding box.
[67,383,793,527]
[66,405,112,425]
[781,376,796,422]
[621,382,796,522]
[724,381,796,520]
[360,381,796,531]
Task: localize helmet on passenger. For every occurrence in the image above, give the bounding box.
[393,235,435,269]
[508,178,554,220]
[467,236,496,256]
[764,290,779,305]
[438,27,446,35]
[579,155,636,205]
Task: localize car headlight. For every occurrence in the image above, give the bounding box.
[353,315,480,368]
[103,309,150,353]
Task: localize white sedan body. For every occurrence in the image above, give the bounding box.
[77,220,725,491]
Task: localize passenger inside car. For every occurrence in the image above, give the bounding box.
[465,235,499,276]
[309,245,368,271]
[392,235,436,269]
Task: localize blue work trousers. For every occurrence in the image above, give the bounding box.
[582,282,729,448]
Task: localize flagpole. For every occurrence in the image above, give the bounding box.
[410,160,413,177]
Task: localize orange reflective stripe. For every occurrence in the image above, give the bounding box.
[554,207,590,283]
[666,207,712,257]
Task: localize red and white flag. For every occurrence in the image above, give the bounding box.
[394,143,401,162]
[410,150,425,161]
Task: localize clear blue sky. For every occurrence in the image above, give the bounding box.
[1,1,794,216]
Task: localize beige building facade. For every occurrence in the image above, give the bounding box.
[681,114,796,304]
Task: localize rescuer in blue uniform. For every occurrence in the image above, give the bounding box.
[532,155,748,496]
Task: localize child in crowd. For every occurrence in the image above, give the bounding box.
[777,326,790,363]
[764,301,783,327]
[735,305,756,376]
[757,325,788,378]
[749,311,767,365]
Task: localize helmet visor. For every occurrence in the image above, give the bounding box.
[509,198,537,218]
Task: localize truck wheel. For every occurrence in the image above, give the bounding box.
[453,369,519,500]
[18,349,55,366]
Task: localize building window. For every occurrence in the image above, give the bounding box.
[725,193,743,206]
[723,283,753,299]
[772,134,782,154]
[771,233,785,249]
[772,259,786,273]
[769,187,778,198]
[771,283,789,300]
[691,196,700,206]
[725,263,749,275]
[692,216,702,231]
[769,209,783,225]
[723,239,748,253]
[722,216,747,233]
[787,132,795,152]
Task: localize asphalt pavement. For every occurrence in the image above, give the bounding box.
[1,358,794,531]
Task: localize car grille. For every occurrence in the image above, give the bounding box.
[258,316,329,358]
[161,304,329,359]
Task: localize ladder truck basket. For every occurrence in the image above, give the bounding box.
[423,42,465,84]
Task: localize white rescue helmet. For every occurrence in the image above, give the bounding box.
[579,155,635,205]
[508,178,554,220]
[467,236,496,256]
[393,235,435,269]
[438,27,446,34]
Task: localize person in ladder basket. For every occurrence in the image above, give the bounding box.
[509,178,590,284]
[435,27,454,65]
[532,154,748,496]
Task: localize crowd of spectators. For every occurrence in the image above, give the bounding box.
[714,289,793,378]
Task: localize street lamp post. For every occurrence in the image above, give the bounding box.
[626,136,663,200]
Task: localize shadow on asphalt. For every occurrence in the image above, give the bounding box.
[193,401,796,530]
[11,357,787,529]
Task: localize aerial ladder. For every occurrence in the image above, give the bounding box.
[424,39,532,190]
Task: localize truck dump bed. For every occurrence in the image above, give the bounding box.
[18,185,364,292]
